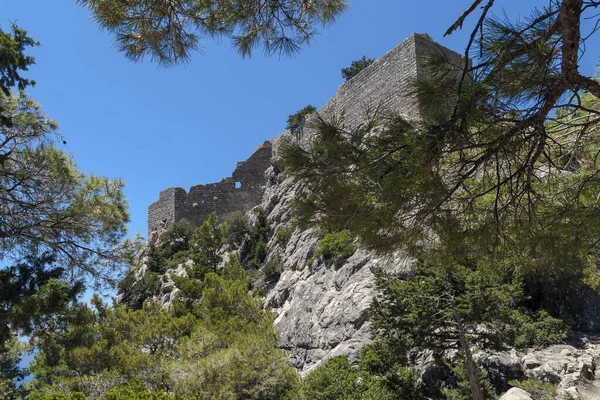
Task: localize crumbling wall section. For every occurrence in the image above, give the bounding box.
[147,187,187,233]
[147,142,273,233]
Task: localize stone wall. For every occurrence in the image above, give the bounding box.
[271,33,464,156]
[147,141,273,233]
[148,33,463,234]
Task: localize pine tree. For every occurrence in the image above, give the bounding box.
[191,212,224,270]
[281,2,600,398]
[75,0,348,65]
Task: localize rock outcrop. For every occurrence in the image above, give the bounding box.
[258,165,413,373]
[484,341,600,399]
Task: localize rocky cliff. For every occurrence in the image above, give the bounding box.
[258,164,413,373]
[141,32,463,373]
[130,33,600,398]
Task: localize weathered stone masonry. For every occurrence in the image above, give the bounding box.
[148,141,273,233]
[148,33,463,234]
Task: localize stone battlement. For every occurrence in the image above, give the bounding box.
[148,141,273,233]
[148,33,462,234]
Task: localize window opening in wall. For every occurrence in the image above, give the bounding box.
[235,182,242,189]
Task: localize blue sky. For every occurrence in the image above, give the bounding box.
[3,0,600,238]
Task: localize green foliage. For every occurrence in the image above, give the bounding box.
[0,24,37,101]
[367,248,570,399]
[76,0,348,65]
[104,379,169,400]
[510,310,569,349]
[442,360,497,400]
[341,55,374,82]
[508,379,556,400]
[244,208,271,268]
[302,357,362,400]
[223,210,249,246]
[286,104,317,132]
[0,254,83,394]
[370,256,568,356]
[302,355,422,400]
[28,254,299,398]
[275,224,296,246]
[0,91,131,288]
[0,254,82,346]
[190,212,224,270]
[28,392,86,400]
[158,223,196,259]
[119,224,202,310]
[308,230,355,265]
[262,256,284,283]
[123,270,162,310]
[0,335,27,398]
[167,213,226,315]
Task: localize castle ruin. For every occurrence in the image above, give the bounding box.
[147,33,462,234]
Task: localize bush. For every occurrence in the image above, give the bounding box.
[244,208,271,268]
[124,270,161,309]
[159,223,195,258]
[286,105,316,132]
[223,211,249,246]
[308,230,356,265]
[104,379,170,400]
[275,224,295,246]
[302,356,420,400]
[262,256,284,283]
[302,357,361,400]
[511,309,570,348]
[341,56,374,82]
[508,379,556,400]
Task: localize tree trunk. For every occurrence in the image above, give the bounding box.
[452,300,485,400]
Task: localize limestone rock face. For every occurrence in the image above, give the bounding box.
[487,341,600,399]
[499,388,533,400]
[259,166,411,374]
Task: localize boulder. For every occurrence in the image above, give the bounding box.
[499,387,533,400]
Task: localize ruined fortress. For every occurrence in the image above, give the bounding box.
[147,33,462,234]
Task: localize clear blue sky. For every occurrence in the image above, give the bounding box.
[3,0,600,238]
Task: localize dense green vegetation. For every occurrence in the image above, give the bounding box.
[0,24,133,397]
[26,254,299,398]
[307,230,356,266]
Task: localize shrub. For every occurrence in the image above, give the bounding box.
[275,224,295,246]
[302,357,361,400]
[104,379,170,400]
[124,270,161,309]
[262,256,284,283]
[341,56,374,82]
[511,309,570,348]
[159,223,195,258]
[244,208,271,268]
[302,356,419,400]
[308,230,355,265]
[508,379,556,400]
[286,105,316,132]
[145,245,167,274]
[190,212,223,270]
[223,211,249,246]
